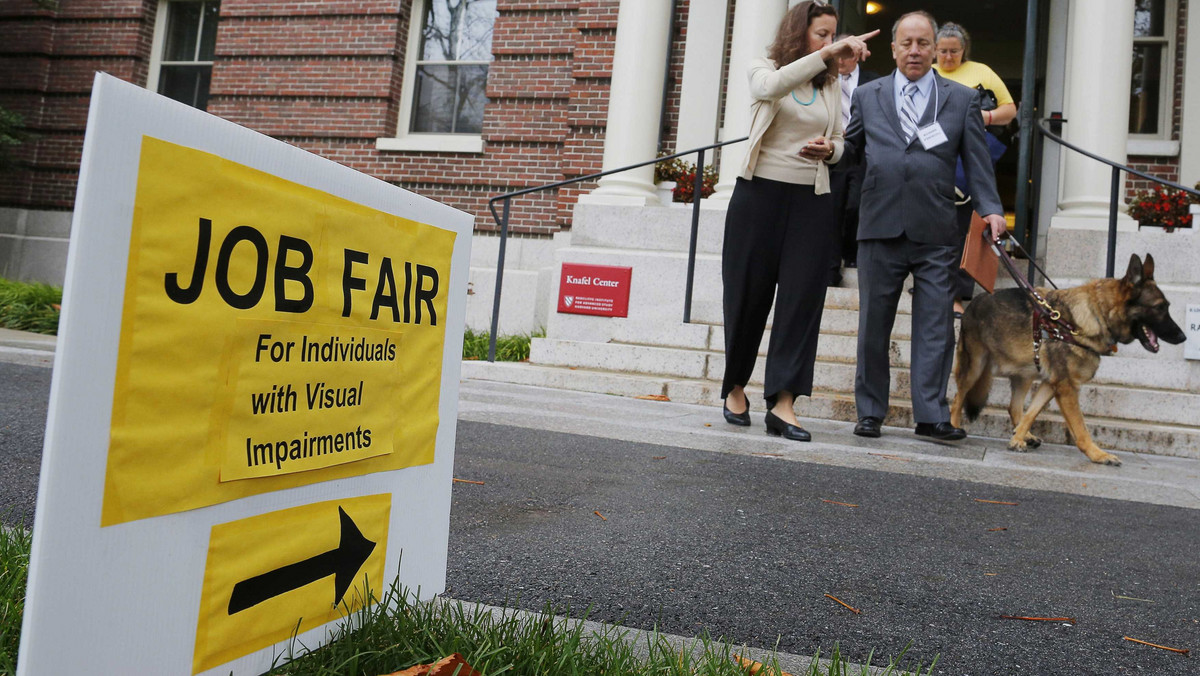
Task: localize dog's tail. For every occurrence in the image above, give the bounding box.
[955,321,993,423]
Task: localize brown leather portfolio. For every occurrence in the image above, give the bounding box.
[960,211,998,294]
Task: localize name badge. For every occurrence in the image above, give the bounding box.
[918,122,948,149]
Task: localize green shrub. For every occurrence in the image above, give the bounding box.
[0,278,62,335]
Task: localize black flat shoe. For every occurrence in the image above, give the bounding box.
[853,416,882,438]
[764,410,811,442]
[914,421,967,441]
[723,394,751,427]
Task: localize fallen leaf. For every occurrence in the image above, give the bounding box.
[704,423,712,427]
[635,394,671,401]
[593,510,607,521]
[987,527,1008,532]
[732,654,795,676]
[652,456,667,460]
[975,499,1020,506]
[452,478,485,485]
[384,653,482,676]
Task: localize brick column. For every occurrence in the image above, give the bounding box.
[580,0,672,206]
[709,0,788,203]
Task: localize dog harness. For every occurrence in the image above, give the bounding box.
[994,234,1112,371]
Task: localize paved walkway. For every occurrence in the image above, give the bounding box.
[459,379,1200,511]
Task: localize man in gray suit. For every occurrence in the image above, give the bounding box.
[841,11,1007,441]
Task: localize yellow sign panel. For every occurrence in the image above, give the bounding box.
[103,137,456,525]
[193,494,390,674]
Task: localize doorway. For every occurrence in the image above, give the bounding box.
[835,0,1046,216]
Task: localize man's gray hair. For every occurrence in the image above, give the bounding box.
[891,10,938,42]
[936,21,971,60]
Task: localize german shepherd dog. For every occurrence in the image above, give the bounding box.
[950,253,1186,466]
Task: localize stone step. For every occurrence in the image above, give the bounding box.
[461,360,1200,460]
[531,337,1199,427]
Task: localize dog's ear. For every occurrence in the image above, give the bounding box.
[1143,253,1155,280]
[1123,253,1144,286]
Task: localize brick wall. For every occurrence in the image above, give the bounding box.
[1126,0,1190,199]
[0,0,632,238]
[0,0,157,208]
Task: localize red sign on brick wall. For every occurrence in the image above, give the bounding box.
[557,263,632,318]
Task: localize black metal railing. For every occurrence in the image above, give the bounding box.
[484,136,749,362]
[1034,117,1199,278]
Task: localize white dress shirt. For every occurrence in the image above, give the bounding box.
[839,66,860,127]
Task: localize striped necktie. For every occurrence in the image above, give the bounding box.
[900,81,920,143]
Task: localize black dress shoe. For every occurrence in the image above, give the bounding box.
[723,394,751,427]
[853,416,882,438]
[914,421,967,441]
[764,410,811,441]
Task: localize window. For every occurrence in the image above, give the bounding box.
[1129,0,1174,139]
[148,1,220,110]
[379,0,497,152]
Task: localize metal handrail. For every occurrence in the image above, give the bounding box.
[484,136,749,362]
[1033,117,1199,278]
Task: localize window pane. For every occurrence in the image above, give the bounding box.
[164,2,202,61]
[419,0,497,62]
[1133,0,1165,38]
[159,64,212,110]
[411,64,488,133]
[1129,44,1162,134]
[198,2,220,61]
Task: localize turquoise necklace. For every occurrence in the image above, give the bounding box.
[791,87,818,106]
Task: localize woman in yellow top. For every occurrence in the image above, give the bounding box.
[720,1,874,441]
[933,21,1014,316]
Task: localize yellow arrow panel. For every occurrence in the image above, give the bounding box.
[193,494,390,674]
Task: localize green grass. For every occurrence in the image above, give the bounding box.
[267,577,937,676]
[0,526,32,675]
[0,534,934,675]
[0,277,61,335]
[462,327,543,362]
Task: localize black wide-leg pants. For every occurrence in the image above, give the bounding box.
[721,176,835,407]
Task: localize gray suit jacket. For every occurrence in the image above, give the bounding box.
[843,71,1002,247]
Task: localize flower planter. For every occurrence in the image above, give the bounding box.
[656,181,676,206]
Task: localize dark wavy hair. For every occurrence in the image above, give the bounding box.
[766,0,838,89]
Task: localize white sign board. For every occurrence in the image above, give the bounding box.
[1186,305,1200,360]
[19,74,473,675]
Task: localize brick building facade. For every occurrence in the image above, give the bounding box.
[0,0,1194,286]
[0,0,678,239]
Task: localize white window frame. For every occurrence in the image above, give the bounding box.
[376,0,490,153]
[146,0,217,103]
[1127,0,1179,156]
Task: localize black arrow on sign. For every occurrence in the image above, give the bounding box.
[227,506,377,615]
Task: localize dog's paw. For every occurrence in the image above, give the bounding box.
[1097,452,1122,466]
[1024,433,1042,449]
[1007,437,1030,452]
